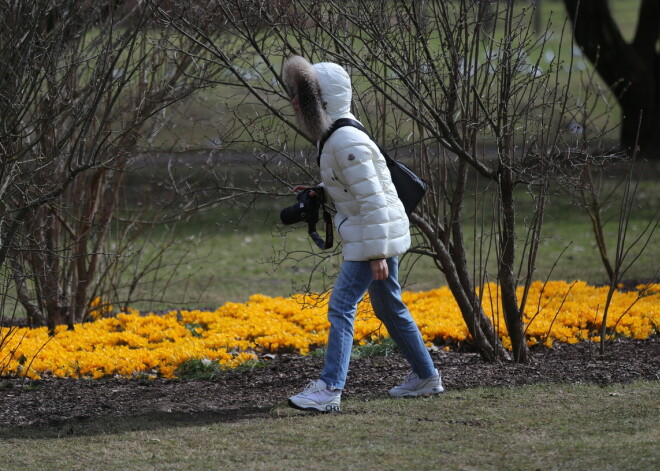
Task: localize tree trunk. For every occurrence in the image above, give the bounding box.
[562,0,660,158]
[498,170,530,363]
[410,214,510,362]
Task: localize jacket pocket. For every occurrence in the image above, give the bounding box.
[337,217,348,238]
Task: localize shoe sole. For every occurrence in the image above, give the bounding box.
[287,398,341,412]
[389,386,444,398]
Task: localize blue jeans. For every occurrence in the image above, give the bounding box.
[320,257,436,389]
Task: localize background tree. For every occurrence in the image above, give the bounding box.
[561,0,660,157]
[2,0,653,365]
[161,0,638,362]
[0,0,223,330]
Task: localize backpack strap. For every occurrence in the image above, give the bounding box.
[317,118,428,216]
[318,118,393,166]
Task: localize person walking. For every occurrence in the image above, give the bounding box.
[282,55,443,412]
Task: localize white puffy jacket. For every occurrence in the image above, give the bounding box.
[313,62,410,261]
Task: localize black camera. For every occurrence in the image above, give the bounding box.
[280,188,320,226]
[280,187,333,250]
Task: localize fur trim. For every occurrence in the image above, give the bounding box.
[282,55,331,141]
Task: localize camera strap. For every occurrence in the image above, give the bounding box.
[309,205,333,250]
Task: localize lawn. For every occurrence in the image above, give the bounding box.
[115,163,659,311]
[1,381,657,471]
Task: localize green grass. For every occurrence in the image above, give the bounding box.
[140,168,659,308]
[1,381,657,471]
[101,163,660,313]
[2,163,656,316]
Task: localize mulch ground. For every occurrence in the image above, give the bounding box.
[0,337,657,429]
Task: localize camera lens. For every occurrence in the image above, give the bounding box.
[280,202,304,225]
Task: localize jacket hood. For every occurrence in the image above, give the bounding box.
[312,62,352,122]
[282,55,353,141]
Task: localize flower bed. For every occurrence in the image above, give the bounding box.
[1,281,658,379]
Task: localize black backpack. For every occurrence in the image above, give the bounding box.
[318,118,427,215]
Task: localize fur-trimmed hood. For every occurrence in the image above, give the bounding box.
[282,55,354,141]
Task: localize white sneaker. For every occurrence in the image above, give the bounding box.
[288,379,342,412]
[389,369,444,397]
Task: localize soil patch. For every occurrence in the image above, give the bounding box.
[0,337,657,429]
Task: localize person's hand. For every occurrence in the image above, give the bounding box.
[292,185,318,197]
[370,259,388,281]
